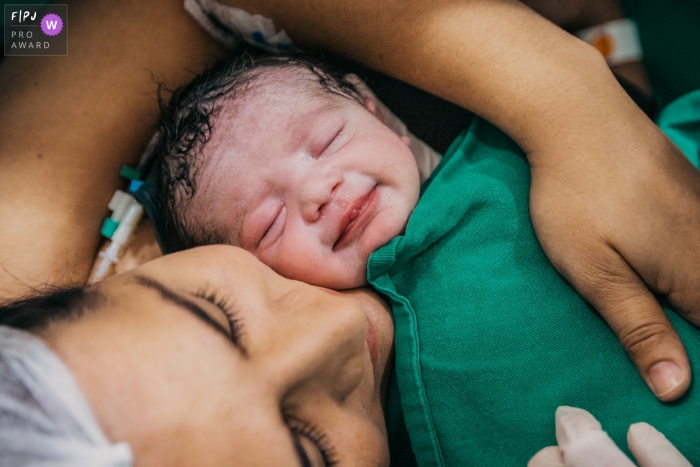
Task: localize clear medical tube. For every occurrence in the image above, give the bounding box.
[91,196,143,283]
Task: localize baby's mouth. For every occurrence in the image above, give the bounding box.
[333,187,378,251]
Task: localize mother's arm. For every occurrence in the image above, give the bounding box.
[0,0,225,298]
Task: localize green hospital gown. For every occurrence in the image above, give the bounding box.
[369,90,700,466]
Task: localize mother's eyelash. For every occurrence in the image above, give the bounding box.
[287,417,339,466]
[195,287,244,348]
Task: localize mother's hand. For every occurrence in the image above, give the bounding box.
[529,114,700,401]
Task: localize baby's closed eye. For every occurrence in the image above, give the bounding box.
[260,205,287,246]
[316,125,345,159]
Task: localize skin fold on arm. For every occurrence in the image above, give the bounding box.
[1,0,699,401]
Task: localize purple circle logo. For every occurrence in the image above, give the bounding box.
[40,14,63,37]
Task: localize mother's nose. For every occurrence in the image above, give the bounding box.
[298,168,344,222]
[266,292,368,400]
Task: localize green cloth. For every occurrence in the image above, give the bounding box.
[371,90,700,467]
[657,89,700,167]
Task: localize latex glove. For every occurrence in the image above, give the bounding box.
[528,406,692,467]
[529,118,700,401]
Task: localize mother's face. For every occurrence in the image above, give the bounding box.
[39,246,394,466]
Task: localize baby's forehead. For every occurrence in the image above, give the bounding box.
[195,68,354,237]
[212,69,350,145]
[228,66,340,110]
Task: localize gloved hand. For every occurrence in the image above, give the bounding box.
[528,406,692,467]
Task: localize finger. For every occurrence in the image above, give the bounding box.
[628,422,692,467]
[555,406,636,467]
[528,446,564,467]
[560,248,690,401]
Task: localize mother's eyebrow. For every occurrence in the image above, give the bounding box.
[133,274,245,355]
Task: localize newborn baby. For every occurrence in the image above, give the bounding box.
[151,54,423,288]
[148,52,700,465]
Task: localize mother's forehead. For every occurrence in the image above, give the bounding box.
[136,246,268,279]
[133,246,303,300]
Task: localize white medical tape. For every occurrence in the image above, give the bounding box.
[576,18,643,66]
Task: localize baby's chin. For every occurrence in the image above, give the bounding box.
[327,213,411,289]
[338,233,398,289]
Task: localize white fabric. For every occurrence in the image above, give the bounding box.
[0,326,133,467]
[184,0,297,53]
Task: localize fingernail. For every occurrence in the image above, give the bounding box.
[649,361,685,398]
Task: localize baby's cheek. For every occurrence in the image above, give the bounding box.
[260,240,367,288]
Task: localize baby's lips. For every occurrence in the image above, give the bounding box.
[333,188,377,251]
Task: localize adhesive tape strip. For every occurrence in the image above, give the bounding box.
[576,18,643,66]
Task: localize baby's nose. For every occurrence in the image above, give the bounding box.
[299,169,343,222]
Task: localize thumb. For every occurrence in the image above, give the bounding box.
[628,423,692,467]
[560,248,690,401]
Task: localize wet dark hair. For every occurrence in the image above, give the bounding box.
[0,286,101,332]
[149,51,364,254]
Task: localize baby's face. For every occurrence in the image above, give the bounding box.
[195,73,420,288]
